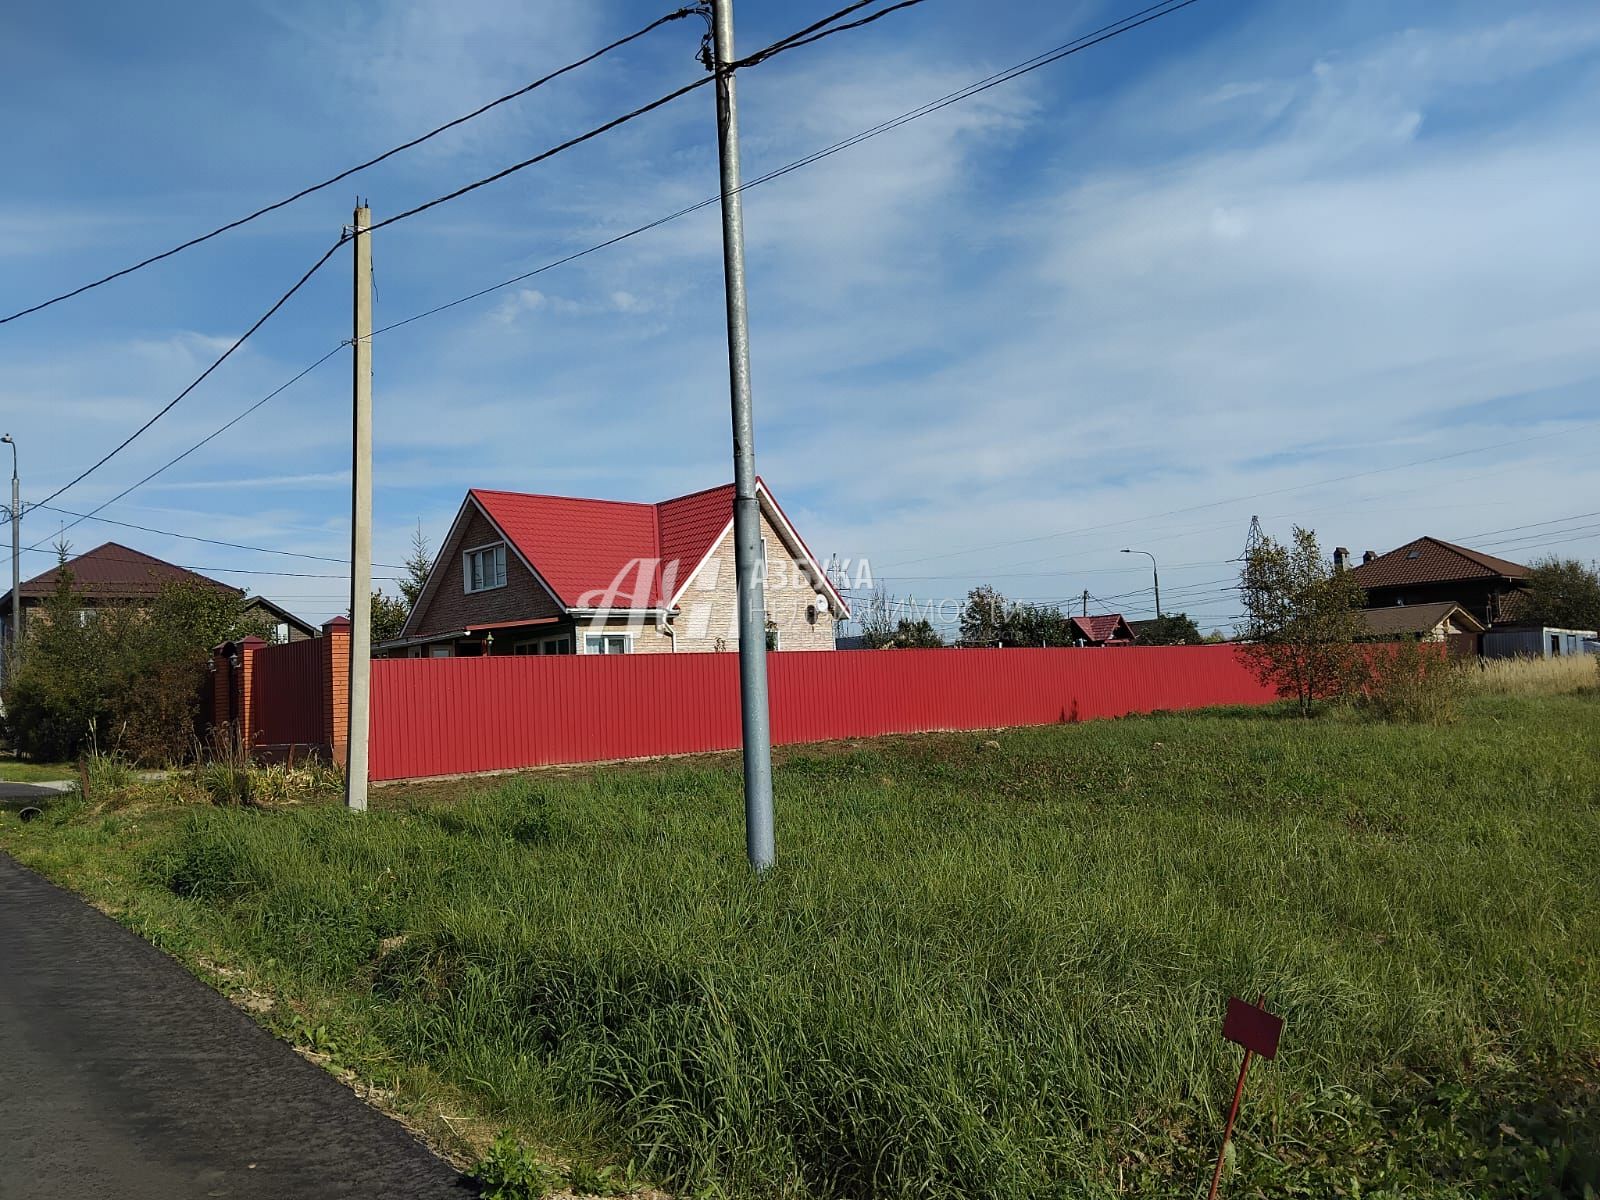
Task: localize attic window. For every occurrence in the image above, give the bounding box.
[463,542,507,593]
[1405,550,1421,559]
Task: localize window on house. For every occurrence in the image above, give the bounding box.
[463,543,507,593]
[584,633,630,655]
[541,635,573,655]
[428,644,453,658]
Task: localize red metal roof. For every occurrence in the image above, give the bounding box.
[1068,614,1136,644]
[1347,537,1528,590]
[469,480,840,613]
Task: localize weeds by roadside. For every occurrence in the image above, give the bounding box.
[1465,652,1598,697]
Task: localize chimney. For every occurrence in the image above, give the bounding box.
[1362,550,1376,565]
[1333,547,1348,572]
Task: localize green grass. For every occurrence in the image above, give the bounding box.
[0,757,77,783]
[3,694,1599,1198]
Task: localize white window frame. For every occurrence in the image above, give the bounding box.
[583,632,633,655]
[462,541,508,594]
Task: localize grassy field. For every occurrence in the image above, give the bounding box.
[0,757,77,783]
[2,683,1598,1198]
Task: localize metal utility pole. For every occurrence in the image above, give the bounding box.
[345,203,373,813]
[710,0,775,871]
[1122,548,1160,617]
[2,434,19,664]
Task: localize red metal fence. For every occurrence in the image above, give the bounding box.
[367,646,1276,782]
[248,637,327,749]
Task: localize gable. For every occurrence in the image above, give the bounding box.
[401,499,564,639]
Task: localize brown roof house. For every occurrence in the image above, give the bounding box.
[1067,614,1137,646]
[1343,537,1529,627]
[1356,601,1485,642]
[0,543,313,679]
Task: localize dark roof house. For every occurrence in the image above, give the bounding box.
[1067,613,1136,646]
[2,542,240,611]
[1356,601,1485,641]
[1346,536,1529,627]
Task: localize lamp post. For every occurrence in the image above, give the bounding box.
[2,434,19,661]
[1121,548,1160,618]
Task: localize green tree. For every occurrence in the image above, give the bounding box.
[2,572,250,764]
[371,589,410,644]
[958,586,1007,647]
[400,521,434,609]
[1519,557,1600,631]
[1239,525,1366,715]
[889,618,944,648]
[1135,613,1203,645]
[958,587,1070,647]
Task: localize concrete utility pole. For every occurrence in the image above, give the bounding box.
[2,434,19,665]
[1122,548,1161,617]
[1082,589,1089,617]
[345,203,373,813]
[710,0,775,871]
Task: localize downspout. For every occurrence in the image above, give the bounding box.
[659,609,678,653]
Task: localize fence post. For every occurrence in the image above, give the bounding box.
[210,643,234,740]
[236,636,265,755]
[321,617,351,768]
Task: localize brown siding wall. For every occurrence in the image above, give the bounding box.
[406,504,563,638]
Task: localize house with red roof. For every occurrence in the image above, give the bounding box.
[384,479,850,657]
[1066,613,1136,646]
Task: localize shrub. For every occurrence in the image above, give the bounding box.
[1359,642,1465,724]
[2,569,252,765]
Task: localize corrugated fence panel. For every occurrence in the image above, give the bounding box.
[250,639,325,746]
[367,646,1276,782]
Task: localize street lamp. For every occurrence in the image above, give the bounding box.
[1121,548,1160,618]
[1,434,18,658]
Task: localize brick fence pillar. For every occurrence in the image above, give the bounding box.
[322,617,351,768]
[236,636,265,753]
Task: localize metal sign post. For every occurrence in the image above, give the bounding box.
[1207,994,1283,1200]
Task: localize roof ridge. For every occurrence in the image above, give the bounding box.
[469,486,656,509]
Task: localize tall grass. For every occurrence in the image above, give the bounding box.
[108,694,1600,1197]
[1466,653,1598,696]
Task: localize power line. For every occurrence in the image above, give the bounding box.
[31,239,347,512]
[358,0,940,244]
[0,5,707,326]
[27,346,344,550]
[881,417,1600,571]
[28,501,406,569]
[28,0,938,520]
[370,0,1204,338]
[14,542,401,581]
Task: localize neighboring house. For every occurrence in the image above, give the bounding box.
[0,543,313,683]
[1482,625,1598,660]
[1356,601,1485,643]
[241,595,316,643]
[2,543,243,661]
[1344,537,1529,627]
[382,479,850,657]
[1067,614,1136,646]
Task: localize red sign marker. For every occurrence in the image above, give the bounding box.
[1207,994,1284,1200]
[1222,995,1283,1059]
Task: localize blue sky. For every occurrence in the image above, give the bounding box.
[3,0,1598,632]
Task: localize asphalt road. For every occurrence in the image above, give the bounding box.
[0,852,473,1198]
